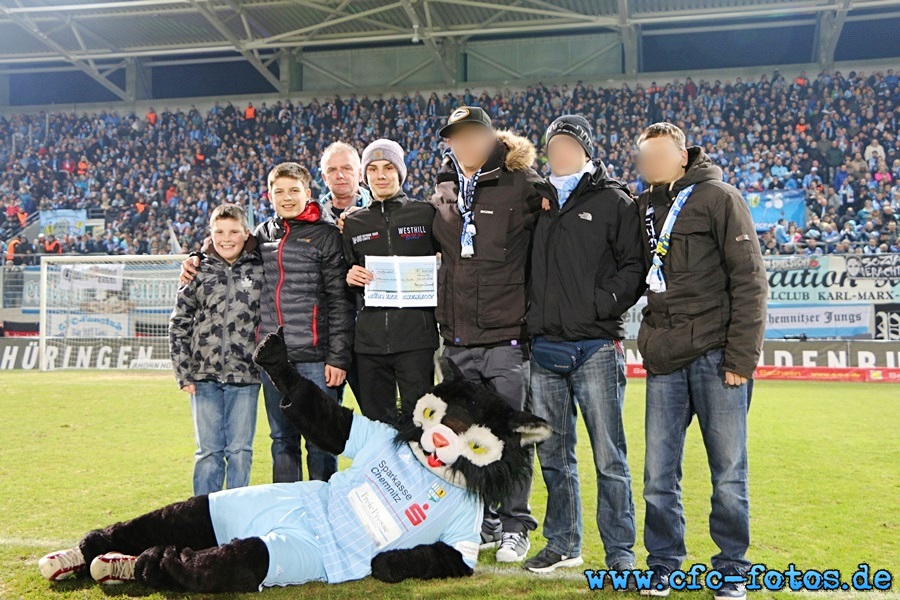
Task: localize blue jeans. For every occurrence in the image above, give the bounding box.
[190,381,260,496]
[262,361,339,483]
[643,347,751,572]
[530,340,636,566]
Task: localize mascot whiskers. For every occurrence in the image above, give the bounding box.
[39,328,551,592]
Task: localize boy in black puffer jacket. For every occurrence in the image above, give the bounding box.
[181,162,354,485]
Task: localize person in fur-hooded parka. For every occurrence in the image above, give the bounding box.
[431,122,544,349]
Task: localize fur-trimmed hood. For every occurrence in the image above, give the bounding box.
[436,129,537,183]
[494,129,536,173]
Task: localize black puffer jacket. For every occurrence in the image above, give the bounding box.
[254,203,354,369]
[341,192,440,355]
[528,160,646,341]
[636,147,767,378]
[430,131,544,347]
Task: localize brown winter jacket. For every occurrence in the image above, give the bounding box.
[430,130,544,347]
[637,147,768,379]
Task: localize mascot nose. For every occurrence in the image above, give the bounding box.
[431,432,450,448]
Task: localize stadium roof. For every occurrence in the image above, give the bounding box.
[1,0,898,101]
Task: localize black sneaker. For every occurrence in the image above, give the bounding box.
[523,547,584,574]
[715,566,747,600]
[609,561,637,592]
[640,564,671,597]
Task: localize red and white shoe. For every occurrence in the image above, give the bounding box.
[90,552,137,585]
[38,547,85,581]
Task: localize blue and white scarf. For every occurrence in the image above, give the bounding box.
[548,161,595,209]
[645,184,696,293]
[447,151,482,258]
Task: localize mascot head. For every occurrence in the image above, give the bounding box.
[394,358,552,506]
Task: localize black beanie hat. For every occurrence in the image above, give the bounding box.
[546,114,593,158]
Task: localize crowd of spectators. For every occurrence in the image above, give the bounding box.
[2,67,899,265]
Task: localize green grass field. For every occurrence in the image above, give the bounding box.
[0,372,896,599]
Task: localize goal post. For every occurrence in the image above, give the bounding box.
[39,254,188,371]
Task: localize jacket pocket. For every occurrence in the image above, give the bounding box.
[594,286,617,321]
[639,295,728,374]
[476,269,526,329]
[472,205,511,262]
[669,217,717,273]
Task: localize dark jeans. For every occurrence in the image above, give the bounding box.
[643,347,751,572]
[356,348,436,425]
[530,340,635,566]
[261,361,339,483]
[443,343,537,534]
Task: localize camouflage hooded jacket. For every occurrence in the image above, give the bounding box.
[169,236,265,388]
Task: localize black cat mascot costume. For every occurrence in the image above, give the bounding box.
[39,329,551,592]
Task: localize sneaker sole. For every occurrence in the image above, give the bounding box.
[38,552,85,581]
[479,540,502,550]
[640,587,671,597]
[714,593,746,600]
[39,561,82,582]
[525,555,584,573]
[496,549,528,562]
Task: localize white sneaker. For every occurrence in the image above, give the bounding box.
[39,547,85,581]
[90,552,137,585]
[495,531,530,563]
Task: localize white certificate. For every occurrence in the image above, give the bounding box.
[364,255,438,308]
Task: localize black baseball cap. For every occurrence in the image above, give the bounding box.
[439,106,493,138]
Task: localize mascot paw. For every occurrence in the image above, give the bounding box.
[370,551,407,583]
[134,545,178,588]
[253,326,290,370]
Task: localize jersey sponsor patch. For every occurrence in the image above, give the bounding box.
[347,482,403,548]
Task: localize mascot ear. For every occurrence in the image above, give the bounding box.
[509,411,552,446]
[436,356,465,384]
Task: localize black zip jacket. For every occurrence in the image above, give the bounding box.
[342,192,439,354]
[528,160,647,341]
[254,206,354,369]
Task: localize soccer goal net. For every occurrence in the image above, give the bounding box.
[39,254,188,371]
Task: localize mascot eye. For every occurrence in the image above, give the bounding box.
[459,425,504,467]
[412,393,448,428]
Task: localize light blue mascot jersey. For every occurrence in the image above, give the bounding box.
[209,414,483,585]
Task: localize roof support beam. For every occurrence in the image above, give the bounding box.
[432,0,599,21]
[558,39,620,78]
[464,47,522,80]
[251,2,403,46]
[815,0,853,69]
[298,56,354,88]
[0,0,132,101]
[400,0,454,85]
[388,55,434,86]
[190,0,284,93]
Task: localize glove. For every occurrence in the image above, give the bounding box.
[253,327,299,395]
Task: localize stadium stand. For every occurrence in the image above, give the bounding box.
[1,67,898,262]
